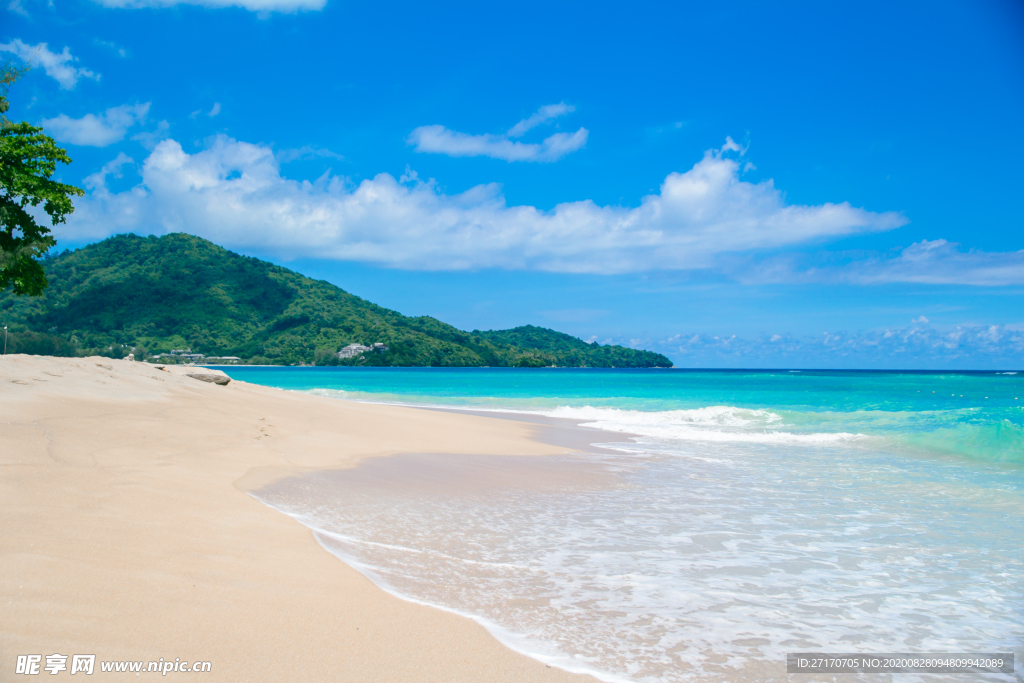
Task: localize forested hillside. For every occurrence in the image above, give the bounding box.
[0,234,673,368]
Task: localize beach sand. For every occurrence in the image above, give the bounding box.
[0,355,598,682]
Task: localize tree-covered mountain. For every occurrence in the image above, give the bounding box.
[0,233,673,368]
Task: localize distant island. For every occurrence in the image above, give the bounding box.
[0,234,673,368]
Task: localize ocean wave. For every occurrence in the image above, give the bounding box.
[540,405,866,445]
[303,391,868,446]
[547,404,782,427]
[308,388,351,397]
[899,419,1024,464]
[303,388,1020,463]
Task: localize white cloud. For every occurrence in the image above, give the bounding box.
[93,0,323,12]
[131,119,170,150]
[747,239,1024,286]
[41,102,150,147]
[409,125,588,162]
[408,103,587,162]
[654,323,1024,368]
[0,39,99,89]
[65,136,905,273]
[83,152,134,191]
[507,102,574,137]
[190,103,222,119]
[847,240,1024,286]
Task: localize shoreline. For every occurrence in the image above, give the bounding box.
[255,483,635,683]
[250,448,644,683]
[0,355,609,682]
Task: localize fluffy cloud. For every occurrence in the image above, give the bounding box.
[408,103,588,162]
[745,239,1024,286]
[41,103,150,147]
[64,135,904,273]
[0,40,99,89]
[93,0,323,11]
[650,323,1024,369]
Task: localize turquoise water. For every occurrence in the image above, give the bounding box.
[232,367,1024,682]
[224,367,1024,464]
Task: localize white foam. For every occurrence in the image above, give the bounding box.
[256,444,1024,683]
[539,405,866,445]
[258,500,634,683]
[305,390,869,447]
[308,388,351,397]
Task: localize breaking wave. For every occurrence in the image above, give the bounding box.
[539,405,866,445]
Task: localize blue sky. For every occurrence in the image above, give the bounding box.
[3,0,1024,367]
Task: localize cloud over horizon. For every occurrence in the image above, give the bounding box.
[64,136,906,274]
[41,102,150,147]
[648,322,1024,368]
[408,103,588,162]
[0,40,99,89]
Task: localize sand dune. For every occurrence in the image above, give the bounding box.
[0,355,595,682]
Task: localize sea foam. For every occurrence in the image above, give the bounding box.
[256,439,1024,683]
[538,404,867,445]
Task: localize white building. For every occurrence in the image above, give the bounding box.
[337,343,371,359]
[337,343,388,359]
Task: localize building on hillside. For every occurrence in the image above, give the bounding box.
[337,343,388,359]
[150,349,208,362]
[337,343,371,359]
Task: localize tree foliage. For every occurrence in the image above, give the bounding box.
[0,232,674,367]
[0,64,85,296]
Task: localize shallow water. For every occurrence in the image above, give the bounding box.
[225,368,1024,465]
[235,368,1024,682]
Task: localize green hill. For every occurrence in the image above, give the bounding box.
[0,233,673,368]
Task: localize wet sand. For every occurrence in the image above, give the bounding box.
[0,355,604,682]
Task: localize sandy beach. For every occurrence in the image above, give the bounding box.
[0,355,598,682]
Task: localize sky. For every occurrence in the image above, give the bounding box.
[3,0,1024,368]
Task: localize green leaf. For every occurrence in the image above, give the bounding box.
[0,66,84,297]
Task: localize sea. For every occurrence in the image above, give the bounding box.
[220,367,1024,683]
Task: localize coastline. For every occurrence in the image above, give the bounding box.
[251,451,643,683]
[0,355,605,682]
